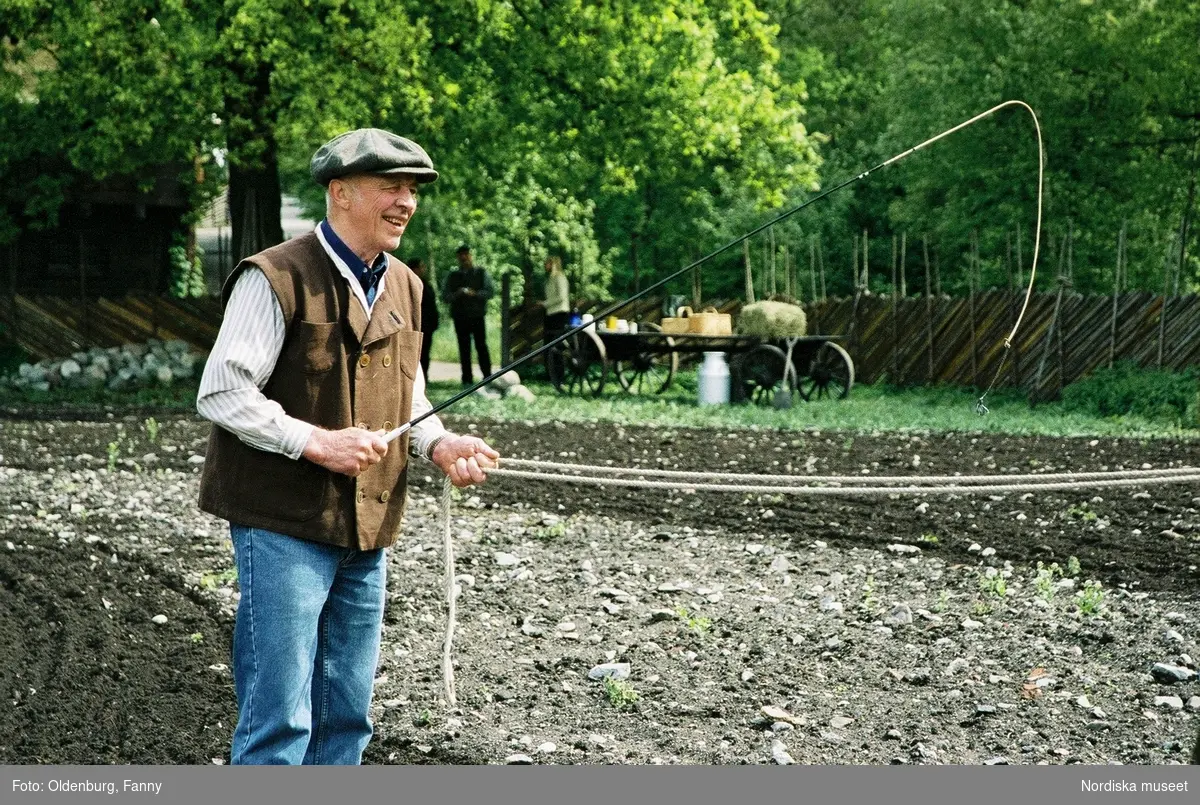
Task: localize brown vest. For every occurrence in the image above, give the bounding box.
[198,233,423,550]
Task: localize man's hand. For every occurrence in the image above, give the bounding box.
[303,427,388,477]
[432,434,500,487]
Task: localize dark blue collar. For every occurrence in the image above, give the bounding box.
[320,220,388,305]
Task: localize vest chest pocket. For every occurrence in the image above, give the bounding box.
[392,330,422,380]
[288,320,339,374]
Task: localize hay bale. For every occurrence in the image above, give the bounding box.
[736,301,808,338]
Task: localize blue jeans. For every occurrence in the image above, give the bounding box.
[228,525,387,765]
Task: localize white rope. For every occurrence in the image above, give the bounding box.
[440,475,457,707]
[486,465,1200,497]
[500,458,1200,487]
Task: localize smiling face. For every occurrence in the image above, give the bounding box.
[328,173,419,262]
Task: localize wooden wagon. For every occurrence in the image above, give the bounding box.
[544,323,855,404]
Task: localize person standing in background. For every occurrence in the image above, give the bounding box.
[408,257,439,380]
[441,244,493,385]
[542,254,571,345]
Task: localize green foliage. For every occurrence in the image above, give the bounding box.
[1066,503,1098,523]
[771,0,1200,298]
[1034,561,1063,602]
[674,605,712,635]
[8,0,1196,305]
[143,416,160,444]
[534,521,567,541]
[1061,363,1199,424]
[602,676,640,710]
[427,374,1200,440]
[1076,579,1106,615]
[169,235,207,299]
[861,574,877,608]
[200,567,238,590]
[978,568,1007,599]
[1065,555,1081,578]
[933,589,951,613]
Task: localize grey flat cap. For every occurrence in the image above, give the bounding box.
[310,128,438,185]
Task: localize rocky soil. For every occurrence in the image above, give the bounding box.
[1,414,1198,765]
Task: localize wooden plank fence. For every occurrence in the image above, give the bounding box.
[506,289,1200,399]
[6,287,1200,402]
[0,294,224,360]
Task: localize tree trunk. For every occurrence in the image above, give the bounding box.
[228,145,285,263]
[225,61,284,263]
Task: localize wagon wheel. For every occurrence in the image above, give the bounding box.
[737,344,788,405]
[547,329,608,397]
[615,322,678,394]
[795,341,855,401]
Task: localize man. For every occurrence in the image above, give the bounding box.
[408,256,439,379]
[441,244,494,385]
[196,127,500,765]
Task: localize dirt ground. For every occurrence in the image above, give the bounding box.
[1,412,1198,765]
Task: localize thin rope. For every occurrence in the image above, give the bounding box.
[486,466,1200,497]
[440,475,457,707]
[500,457,1200,487]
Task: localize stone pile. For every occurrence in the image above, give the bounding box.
[4,339,205,392]
[476,369,536,403]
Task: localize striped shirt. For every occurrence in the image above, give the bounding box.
[196,223,447,461]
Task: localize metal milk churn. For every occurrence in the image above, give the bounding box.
[697,351,731,405]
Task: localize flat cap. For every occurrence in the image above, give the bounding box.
[310,128,438,185]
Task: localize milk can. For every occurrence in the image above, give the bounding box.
[697,351,730,405]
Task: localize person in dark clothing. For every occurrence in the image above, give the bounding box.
[440,244,494,385]
[408,257,439,379]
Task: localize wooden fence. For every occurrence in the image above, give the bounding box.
[0,294,224,360]
[505,287,1200,399]
[7,285,1200,402]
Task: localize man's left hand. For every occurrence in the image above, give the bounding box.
[432,434,500,487]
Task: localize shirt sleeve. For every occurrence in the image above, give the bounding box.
[196,268,315,459]
[408,365,449,460]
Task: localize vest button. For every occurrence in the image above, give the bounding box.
[356,422,368,430]
[382,354,392,367]
[356,490,365,504]
[383,421,393,431]
[379,490,391,503]
[359,354,371,368]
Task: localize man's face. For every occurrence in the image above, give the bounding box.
[456,250,473,269]
[336,174,419,256]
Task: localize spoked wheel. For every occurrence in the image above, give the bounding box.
[737,344,788,405]
[547,329,608,397]
[796,341,855,401]
[615,322,678,394]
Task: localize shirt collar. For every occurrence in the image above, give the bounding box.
[319,220,388,297]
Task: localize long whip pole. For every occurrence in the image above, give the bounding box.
[386,99,1043,443]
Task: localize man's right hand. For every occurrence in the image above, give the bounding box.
[302,427,388,477]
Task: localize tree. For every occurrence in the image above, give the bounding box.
[2,0,435,260]
[385,0,821,300]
